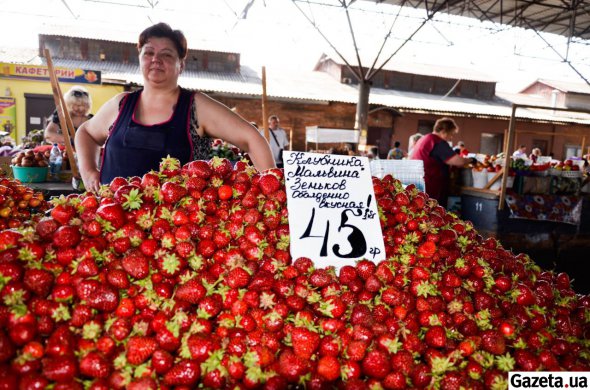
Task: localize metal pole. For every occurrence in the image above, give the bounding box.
[499,104,518,211]
[261,66,269,142]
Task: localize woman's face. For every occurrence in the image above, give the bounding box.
[139,37,184,85]
[69,102,88,117]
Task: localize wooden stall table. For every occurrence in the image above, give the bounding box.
[461,186,590,293]
[23,181,81,198]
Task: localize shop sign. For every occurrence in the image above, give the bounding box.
[0,97,16,136]
[283,151,385,269]
[0,63,101,84]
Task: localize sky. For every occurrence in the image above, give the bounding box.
[1,0,589,92]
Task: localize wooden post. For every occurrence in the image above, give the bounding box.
[581,135,586,157]
[45,49,79,179]
[261,66,269,142]
[499,105,518,210]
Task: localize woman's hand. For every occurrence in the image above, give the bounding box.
[80,167,101,193]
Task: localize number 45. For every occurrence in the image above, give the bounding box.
[300,207,367,258]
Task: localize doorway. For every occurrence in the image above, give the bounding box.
[367,126,392,158]
[25,94,54,134]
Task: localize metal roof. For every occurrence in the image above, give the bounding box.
[39,24,240,54]
[317,52,497,83]
[529,78,590,95]
[2,46,590,125]
[363,0,590,41]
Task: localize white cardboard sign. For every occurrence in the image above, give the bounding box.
[283,151,386,269]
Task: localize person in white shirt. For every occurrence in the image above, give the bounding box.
[512,144,528,160]
[267,115,289,168]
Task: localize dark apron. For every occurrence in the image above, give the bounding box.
[100,88,193,184]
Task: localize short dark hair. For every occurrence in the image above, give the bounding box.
[138,23,188,60]
[394,141,401,148]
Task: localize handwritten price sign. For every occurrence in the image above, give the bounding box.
[284,151,385,269]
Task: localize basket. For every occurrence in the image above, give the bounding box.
[11,166,48,183]
[548,168,562,177]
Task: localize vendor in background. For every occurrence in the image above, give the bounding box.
[453,141,469,157]
[387,141,406,160]
[267,114,289,168]
[529,147,542,163]
[410,117,475,207]
[76,23,275,193]
[44,85,93,145]
[407,133,423,157]
[512,144,528,160]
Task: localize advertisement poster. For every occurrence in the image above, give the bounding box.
[0,63,101,85]
[283,151,385,270]
[0,97,16,136]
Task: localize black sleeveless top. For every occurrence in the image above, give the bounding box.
[100,88,210,184]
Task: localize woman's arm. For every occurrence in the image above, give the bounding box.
[446,154,472,167]
[75,93,126,192]
[195,92,275,171]
[44,122,65,145]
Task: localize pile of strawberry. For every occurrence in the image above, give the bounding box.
[0,156,588,390]
[0,177,49,230]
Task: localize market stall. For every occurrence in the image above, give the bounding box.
[460,103,590,290]
[305,125,360,152]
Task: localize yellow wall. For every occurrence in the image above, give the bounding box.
[0,78,124,142]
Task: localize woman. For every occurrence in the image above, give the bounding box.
[410,118,474,207]
[75,23,275,193]
[44,85,93,145]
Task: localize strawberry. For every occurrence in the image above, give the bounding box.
[42,356,79,382]
[291,327,320,360]
[96,203,126,229]
[317,355,340,382]
[278,349,311,383]
[50,203,76,225]
[160,182,187,204]
[361,349,390,379]
[52,225,81,248]
[86,285,119,312]
[126,336,158,365]
[79,351,110,378]
[23,268,54,297]
[121,250,149,280]
[424,325,447,348]
[481,330,506,355]
[162,359,201,386]
[175,278,206,304]
[258,174,280,195]
[183,160,213,179]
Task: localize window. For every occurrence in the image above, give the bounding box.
[564,144,582,159]
[417,120,434,135]
[480,133,504,156]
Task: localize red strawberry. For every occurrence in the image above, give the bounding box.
[86,285,119,312]
[50,204,76,225]
[23,269,54,297]
[183,160,213,179]
[362,350,390,379]
[52,225,81,248]
[163,359,201,386]
[175,278,206,304]
[481,330,506,355]
[79,351,110,378]
[42,356,79,382]
[35,217,59,239]
[317,355,340,382]
[291,327,320,360]
[258,174,280,195]
[96,203,126,229]
[160,182,187,204]
[126,336,158,365]
[278,349,311,383]
[121,250,149,280]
